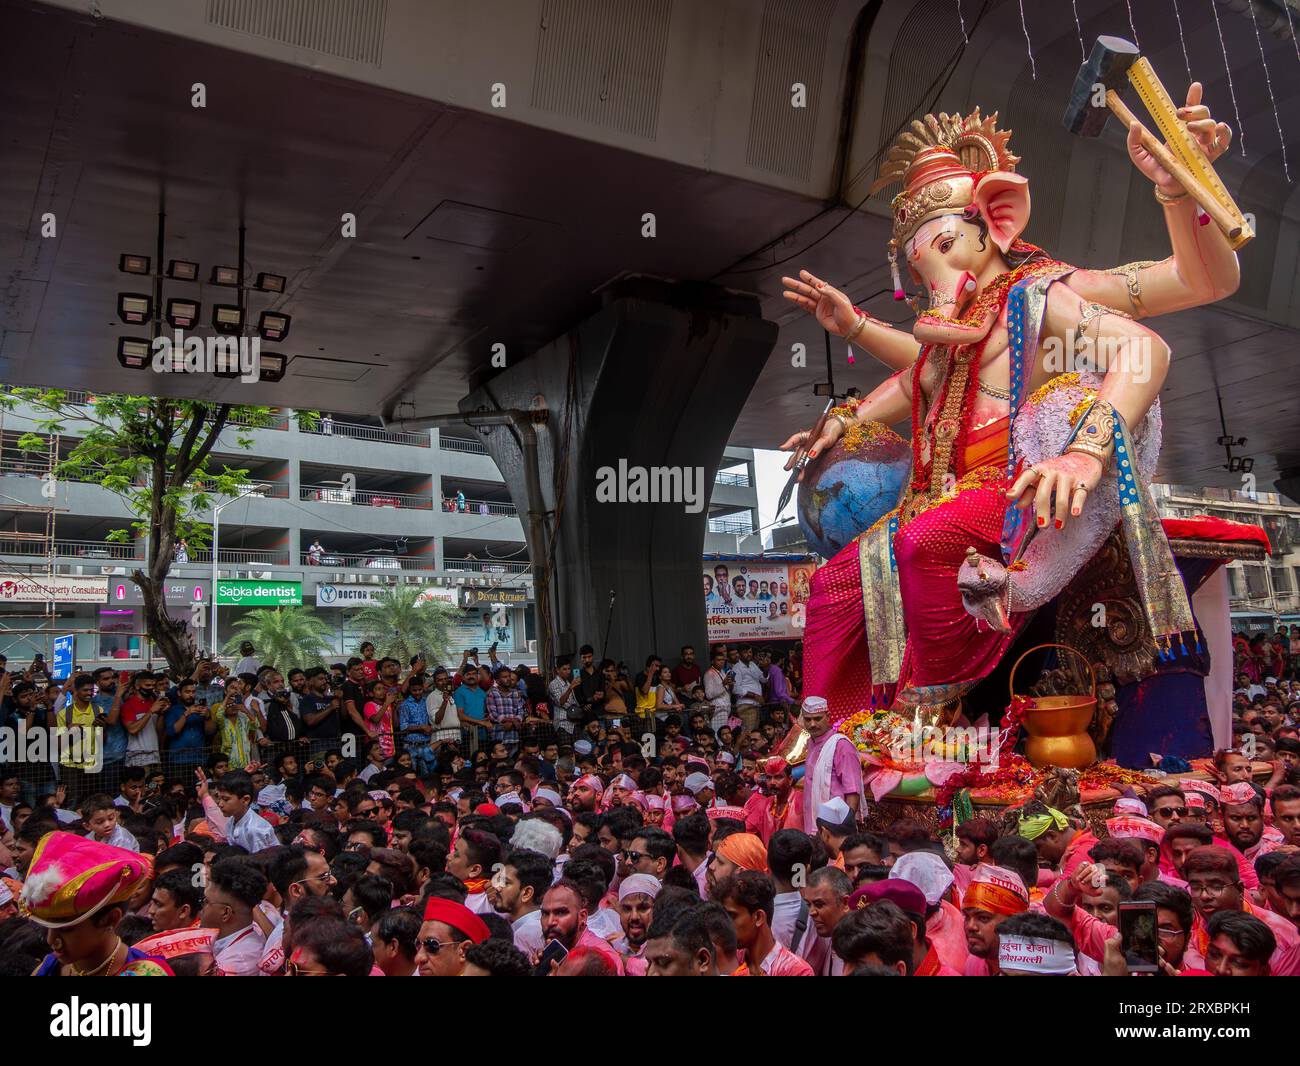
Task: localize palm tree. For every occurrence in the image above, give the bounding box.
[349,586,456,666]
[223,606,334,674]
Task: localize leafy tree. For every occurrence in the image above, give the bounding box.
[0,388,315,676]
[349,586,456,667]
[222,606,335,675]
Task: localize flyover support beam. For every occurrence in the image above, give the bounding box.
[443,278,776,668]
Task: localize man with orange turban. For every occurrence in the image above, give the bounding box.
[960,863,1030,976]
[706,832,768,897]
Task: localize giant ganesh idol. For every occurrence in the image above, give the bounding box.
[780,93,1242,772]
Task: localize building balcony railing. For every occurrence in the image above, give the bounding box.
[300,485,433,510]
[715,470,752,488]
[183,547,290,566]
[0,537,140,561]
[439,498,517,516]
[708,516,755,535]
[212,411,290,432]
[438,436,489,455]
[301,418,430,447]
[194,477,288,500]
[301,551,435,571]
[443,557,531,575]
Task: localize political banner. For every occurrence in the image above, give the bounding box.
[702,559,815,642]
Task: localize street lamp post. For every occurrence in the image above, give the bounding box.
[209,485,266,659]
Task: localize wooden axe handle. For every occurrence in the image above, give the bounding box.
[1106,91,1242,241]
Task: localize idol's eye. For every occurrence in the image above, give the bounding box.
[939,238,954,254]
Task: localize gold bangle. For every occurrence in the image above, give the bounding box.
[828,411,854,435]
[1064,399,1117,466]
[1154,186,1189,206]
[845,312,869,342]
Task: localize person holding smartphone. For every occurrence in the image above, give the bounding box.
[120,670,166,770]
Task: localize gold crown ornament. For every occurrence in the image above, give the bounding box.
[872,108,1019,300]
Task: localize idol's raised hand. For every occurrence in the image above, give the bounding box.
[781,271,857,336]
[1126,81,1232,194]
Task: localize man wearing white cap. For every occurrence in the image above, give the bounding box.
[800,696,864,836]
[814,797,856,860]
[614,873,661,975]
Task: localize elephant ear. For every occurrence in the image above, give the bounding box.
[972,172,1030,254]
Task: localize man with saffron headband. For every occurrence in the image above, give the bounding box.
[1220,781,1283,865]
[1017,802,1097,884]
[961,863,1029,976]
[21,831,172,976]
[415,896,490,976]
[743,756,803,844]
[1180,845,1300,975]
[781,99,1236,729]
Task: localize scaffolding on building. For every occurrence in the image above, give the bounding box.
[0,411,67,660]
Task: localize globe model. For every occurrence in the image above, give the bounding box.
[797,421,911,559]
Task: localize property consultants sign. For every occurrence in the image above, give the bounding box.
[0,575,108,604]
[215,579,302,606]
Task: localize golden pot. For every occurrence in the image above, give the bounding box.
[1010,644,1097,770]
[1020,695,1097,769]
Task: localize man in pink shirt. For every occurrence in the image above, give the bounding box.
[540,879,626,975]
[799,696,863,835]
[743,757,803,844]
[1180,846,1300,975]
[716,870,813,975]
[1220,782,1283,866]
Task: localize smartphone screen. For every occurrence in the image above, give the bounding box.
[1118,900,1159,973]
[534,938,568,976]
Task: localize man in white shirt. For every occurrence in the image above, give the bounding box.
[729,645,766,733]
[201,856,269,976]
[426,668,461,745]
[702,649,733,732]
[200,769,279,853]
[488,849,550,958]
[768,828,817,957]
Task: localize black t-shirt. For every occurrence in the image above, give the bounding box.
[339,681,366,743]
[298,692,339,740]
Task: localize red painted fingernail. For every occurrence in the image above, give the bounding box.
[1037,517,1046,527]
[1054,520,1063,529]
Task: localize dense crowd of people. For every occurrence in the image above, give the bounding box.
[0,638,1298,977]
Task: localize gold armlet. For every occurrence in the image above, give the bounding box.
[1064,399,1117,466]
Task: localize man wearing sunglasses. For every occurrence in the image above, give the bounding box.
[414,897,490,976]
[1144,785,1187,831]
[261,844,336,975]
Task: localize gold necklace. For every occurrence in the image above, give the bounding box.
[72,937,124,977]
